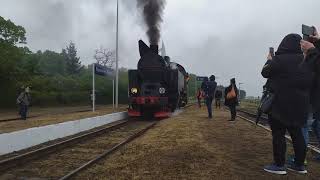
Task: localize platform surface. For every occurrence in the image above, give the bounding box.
[0,105,126,134]
[76,105,320,179]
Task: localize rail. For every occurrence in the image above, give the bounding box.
[237,109,320,154]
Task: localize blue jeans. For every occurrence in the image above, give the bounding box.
[206,97,213,118]
[312,111,320,144]
[302,110,314,145]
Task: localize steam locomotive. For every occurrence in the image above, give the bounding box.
[128,40,189,118]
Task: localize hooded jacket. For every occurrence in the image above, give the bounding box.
[261,34,313,127]
[224,79,239,107]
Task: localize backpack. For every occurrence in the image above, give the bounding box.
[226,85,236,99]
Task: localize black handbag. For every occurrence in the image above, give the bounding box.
[259,92,275,113]
[256,89,275,124]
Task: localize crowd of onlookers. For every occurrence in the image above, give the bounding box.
[198,25,320,175]
[261,26,320,175]
[197,76,239,121]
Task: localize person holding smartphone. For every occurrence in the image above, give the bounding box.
[262,34,313,175]
[301,26,320,161]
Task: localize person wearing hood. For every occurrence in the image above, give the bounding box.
[201,75,217,119]
[261,34,313,175]
[224,78,239,121]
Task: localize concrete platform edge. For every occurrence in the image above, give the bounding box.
[0,111,128,155]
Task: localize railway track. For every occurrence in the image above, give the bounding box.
[0,119,157,179]
[237,109,320,154]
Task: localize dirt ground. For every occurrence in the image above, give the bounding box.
[0,105,127,134]
[76,105,320,180]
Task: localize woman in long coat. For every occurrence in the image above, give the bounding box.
[224,78,238,121]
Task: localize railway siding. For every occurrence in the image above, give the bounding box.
[76,106,320,180]
[0,121,154,179]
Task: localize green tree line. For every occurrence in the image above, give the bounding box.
[0,16,128,108]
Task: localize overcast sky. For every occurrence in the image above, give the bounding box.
[1,0,319,96]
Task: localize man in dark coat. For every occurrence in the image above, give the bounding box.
[224,78,238,121]
[262,34,313,175]
[16,86,31,120]
[201,75,217,119]
[300,27,320,160]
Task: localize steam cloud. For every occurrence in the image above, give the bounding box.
[137,0,166,45]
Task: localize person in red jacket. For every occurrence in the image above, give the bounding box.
[196,88,203,108]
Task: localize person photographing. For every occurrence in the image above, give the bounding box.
[300,25,320,161]
[262,34,313,175]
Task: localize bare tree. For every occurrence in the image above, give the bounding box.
[94,47,115,68]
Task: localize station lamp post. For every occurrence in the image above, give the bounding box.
[115,0,119,108]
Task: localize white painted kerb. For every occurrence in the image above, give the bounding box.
[0,112,128,155]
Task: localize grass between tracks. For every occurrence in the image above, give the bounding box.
[76,105,320,180]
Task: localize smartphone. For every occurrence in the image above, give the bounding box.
[302,24,315,40]
[269,47,274,57]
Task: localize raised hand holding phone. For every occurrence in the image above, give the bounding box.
[267,47,274,60]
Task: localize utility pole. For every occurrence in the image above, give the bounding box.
[115,0,119,108]
[92,63,95,112]
[195,76,197,100]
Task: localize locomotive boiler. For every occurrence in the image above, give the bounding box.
[128,40,189,118]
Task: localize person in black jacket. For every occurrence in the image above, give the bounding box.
[224,78,238,121]
[201,75,217,119]
[262,34,313,175]
[300,27,320,161]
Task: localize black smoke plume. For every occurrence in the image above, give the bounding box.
[137,0,166,45]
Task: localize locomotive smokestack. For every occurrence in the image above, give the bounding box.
[150,44,159,54]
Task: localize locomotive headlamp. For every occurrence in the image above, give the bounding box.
[131,88,138,94]
[159,87,166,94]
